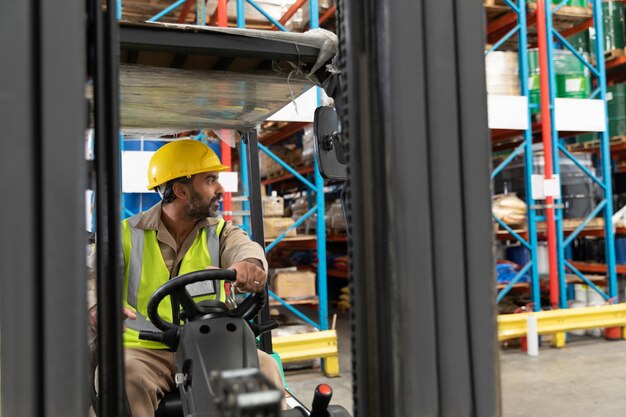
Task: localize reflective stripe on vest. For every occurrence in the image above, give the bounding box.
[122,214,226,349]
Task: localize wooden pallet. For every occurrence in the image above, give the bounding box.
[606,48,626,60]
[566,136,626,153]
[484,1,592,51]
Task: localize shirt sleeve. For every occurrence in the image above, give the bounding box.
[87,247,97,310]
[219,222,269,272]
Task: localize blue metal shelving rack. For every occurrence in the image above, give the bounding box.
[545,0,617,310]
[491,0,618,325]
[489,0,542,311]
[117,0,331,335]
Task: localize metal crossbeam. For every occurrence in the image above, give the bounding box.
[497,304,626,341]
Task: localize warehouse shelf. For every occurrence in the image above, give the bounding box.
[485,1,592,50]
[264,234,347,250]
[491,122,587,152]
[568,261,626,275]
[495,226,626,241]
[327,269,348,279]
[260,122,311,146]
[261,166,315,186]
[270,296,319,307]
[489,0,618,317]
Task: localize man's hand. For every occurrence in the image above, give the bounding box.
[88,305,137,331]
[230,260,267,293]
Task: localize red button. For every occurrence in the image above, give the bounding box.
[318,384,332,395]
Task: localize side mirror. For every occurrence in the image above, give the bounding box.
[313,106,346,181]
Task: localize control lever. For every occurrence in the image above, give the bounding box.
[249,320,279,337]
[310,384,333,417]
[138,329,180,350]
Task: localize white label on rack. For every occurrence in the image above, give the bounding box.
[543,177,561,198]
[487,95,529,130]
[219,171,239,193]
[565,78,583,93]
[122,151,155,193]
[531,174,561,200]
[554,98,606,132]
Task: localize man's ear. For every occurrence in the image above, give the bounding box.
[172,181,190,201]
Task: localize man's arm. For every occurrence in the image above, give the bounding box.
[220,222,268,293]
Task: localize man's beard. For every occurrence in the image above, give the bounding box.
[185,189,221,219]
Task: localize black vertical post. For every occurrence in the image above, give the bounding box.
[2,0,89,416]
[0,1,43,415]
[40,0,89,416]
[91,0,126,416]
[339,0,499,416]
[243,129,273,353]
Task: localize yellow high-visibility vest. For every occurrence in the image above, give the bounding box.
[121,214,226,349]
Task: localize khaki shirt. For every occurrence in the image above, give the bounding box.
[87,201,267,309]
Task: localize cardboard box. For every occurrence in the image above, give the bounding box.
[263,195,284,217]
[273,270,317,299]
[264,217,297,238]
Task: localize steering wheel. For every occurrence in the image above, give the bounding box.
[146,269,266,332]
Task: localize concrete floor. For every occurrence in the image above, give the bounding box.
[285,314,626,416]
[501,337,626,417]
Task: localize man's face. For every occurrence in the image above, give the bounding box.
[184,172,225,219]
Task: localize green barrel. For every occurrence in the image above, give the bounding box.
[608,83,626,138]
[554,50,591,100]
[603,1,625,52]
[562,0,587,6]
[576,133,597,144]
[567,30,591,55]
[528,49,541,114]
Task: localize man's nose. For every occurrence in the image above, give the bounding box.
[215,180,225,195]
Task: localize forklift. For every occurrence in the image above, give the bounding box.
[0,0,500,416]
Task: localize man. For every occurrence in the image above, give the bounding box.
[88,139,285,417]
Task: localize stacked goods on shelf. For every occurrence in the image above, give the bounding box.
[259,151,282,178]
[554,50,592,99]
[608,83,626,138]
[263,191,285,217]
[258,143,304,178]
[571,237,606,263]
[302,125,315,165]
[567,29,591,55]
[485,51,520,96]
[263,191,297,238]
[603,0,625,53]
[494,153,597,219]
[589,1,626,58]
[326,199,347,234]
[528,49,591,114]
[271,267,317,299]
[492,194,527,227]
[290,194,317,234]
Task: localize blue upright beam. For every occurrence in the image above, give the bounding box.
[591,0,618,301]
[239,139,251,234]
[237,0,246,28]
[309,0,327,332]
[490,0,541,308]
[518,0,542,311]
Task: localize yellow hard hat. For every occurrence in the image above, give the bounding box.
[147,139,229,190]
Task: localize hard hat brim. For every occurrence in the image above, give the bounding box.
[147,164,230,190]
